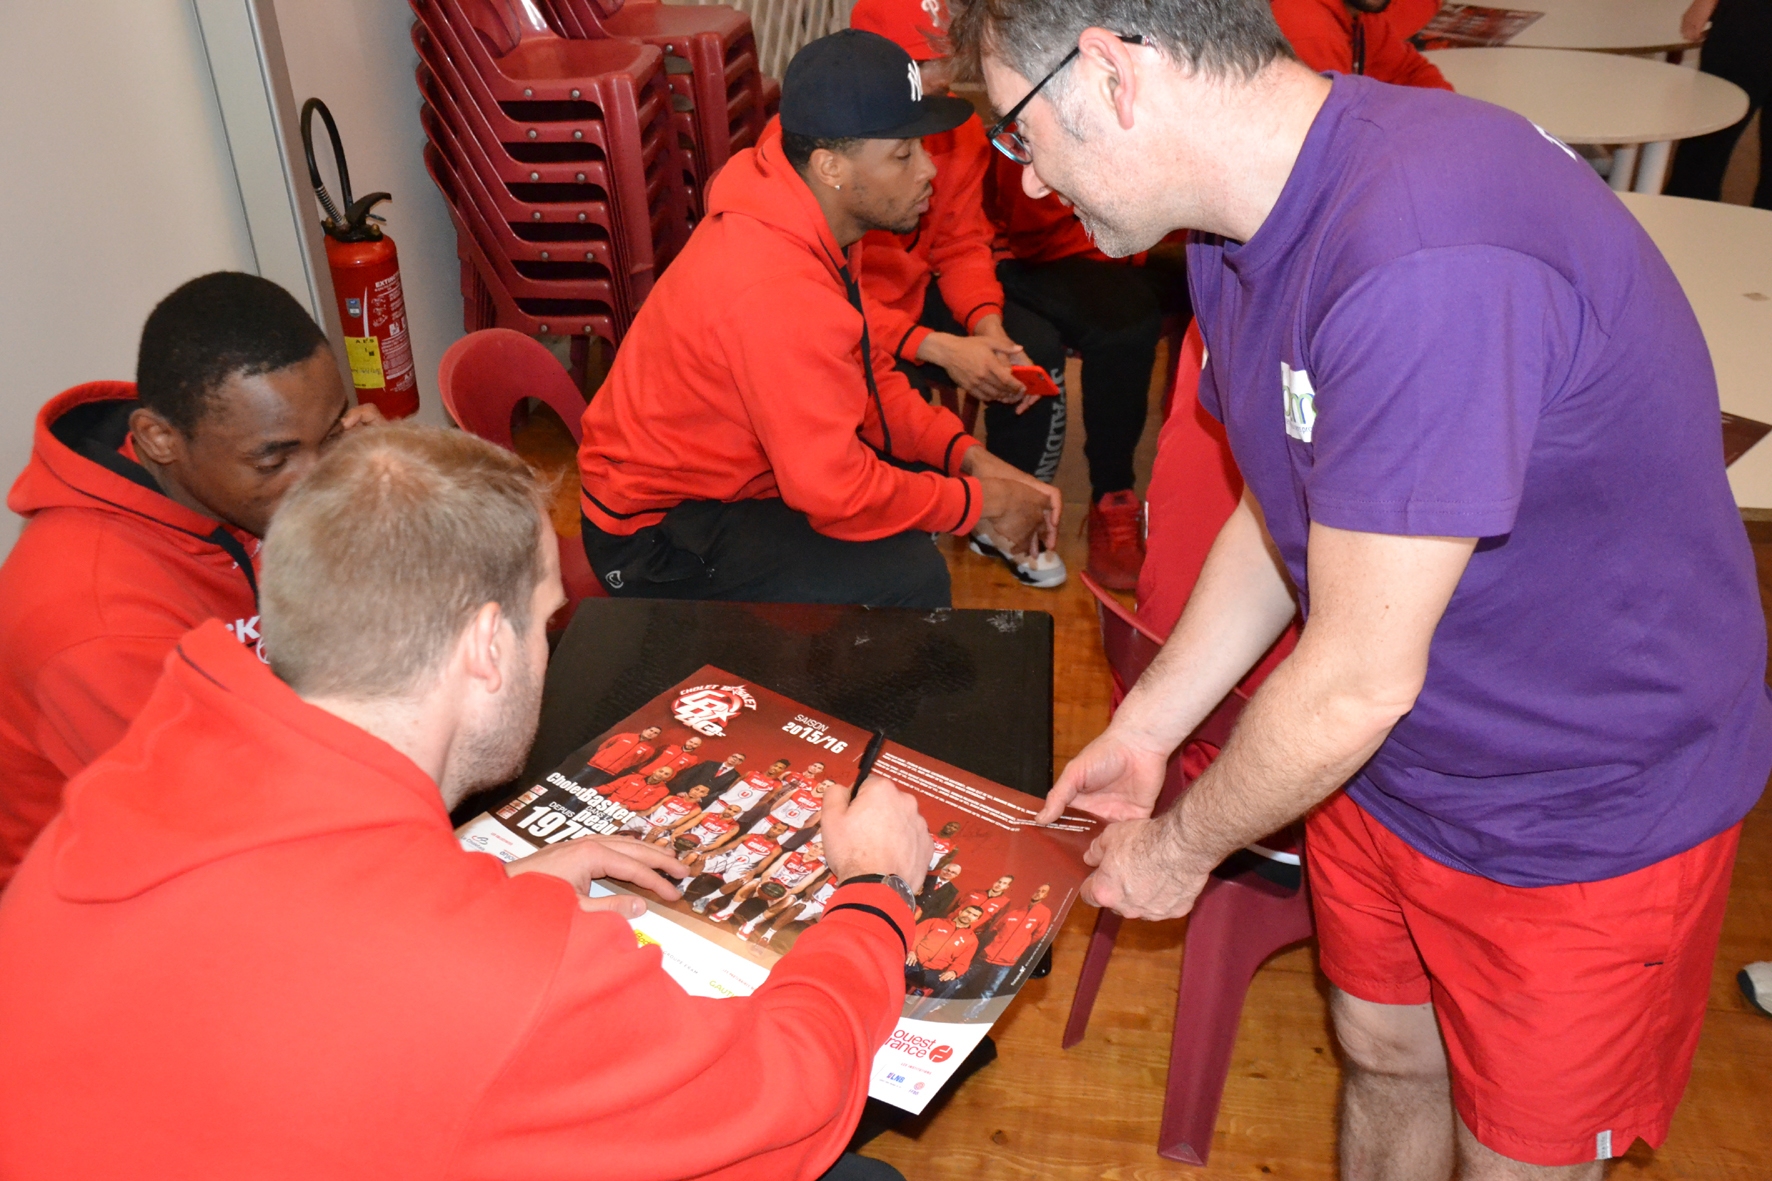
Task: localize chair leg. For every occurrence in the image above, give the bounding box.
[568,335,591,396]
[1156,875,1315,1165]
[1061,906,1124,1049]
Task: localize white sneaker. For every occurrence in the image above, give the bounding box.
[970,528,1067,589]
[1741,961,1772,1017]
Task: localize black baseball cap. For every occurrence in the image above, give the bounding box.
[780,29,975,140]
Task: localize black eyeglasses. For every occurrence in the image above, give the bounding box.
[986,34,1146,165]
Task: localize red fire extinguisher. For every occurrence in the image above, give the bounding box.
[301,98,419,419]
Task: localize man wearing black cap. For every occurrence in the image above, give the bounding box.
[576,30,1060,608]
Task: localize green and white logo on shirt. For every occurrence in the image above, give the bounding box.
[1282,362,1316,443]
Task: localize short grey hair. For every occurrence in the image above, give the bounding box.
[949,0,1294,91]
[260,423,550,699]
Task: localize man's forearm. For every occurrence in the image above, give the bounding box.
[1158,636,1403,871]
[1111,490,1297,752]
[1158,525,1479,869]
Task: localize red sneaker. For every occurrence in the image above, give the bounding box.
[1086,490,1145,591]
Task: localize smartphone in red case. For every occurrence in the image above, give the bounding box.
[1011,365,1062,398]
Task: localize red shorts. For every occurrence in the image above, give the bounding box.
[1307,789,1740,1167]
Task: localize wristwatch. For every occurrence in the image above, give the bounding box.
[841,872,915,910]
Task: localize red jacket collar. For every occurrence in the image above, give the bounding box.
[9,382,231,540]
[705,118,860,287]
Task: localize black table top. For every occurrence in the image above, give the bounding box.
[512,598,1054,801]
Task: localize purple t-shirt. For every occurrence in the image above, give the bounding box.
[1190,75,1771,886]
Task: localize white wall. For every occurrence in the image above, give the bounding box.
[272,0,461,431]
[0,0,258,553]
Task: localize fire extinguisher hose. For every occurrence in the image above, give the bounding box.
[300,98,389,241]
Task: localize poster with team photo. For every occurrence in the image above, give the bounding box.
[1409,3,1544,47]
[456,665,1099,1113]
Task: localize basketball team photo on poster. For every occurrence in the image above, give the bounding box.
[457,666,1099,1111]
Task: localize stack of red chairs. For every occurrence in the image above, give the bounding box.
[537,0,771,218]
[409,0,697,360]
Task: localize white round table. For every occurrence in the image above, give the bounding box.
[1425,47,1748,191]
[1504,0,1692,53]
[1616,193,1772,513]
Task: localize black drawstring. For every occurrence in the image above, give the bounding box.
[839,262,893,459]
[207,526,259,604]
[1352,15,1367,75]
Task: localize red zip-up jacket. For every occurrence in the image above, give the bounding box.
[579,120,982,542]
[982,150,1109,264]
[0,620,914,1179]
[588,731,654,774]
[1272,0,1453,89]
[981,902,1051,966]
[858,115,1004,361]
[0,383,260,888]
[911,917,979,974]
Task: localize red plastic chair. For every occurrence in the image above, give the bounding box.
[437,329,606,625]
[427,145,624,347]
[546,0,764,182]
[408,13,686,259]
[422,110,631,318]
[1067,576,1313,1166]
[409,0,690,270]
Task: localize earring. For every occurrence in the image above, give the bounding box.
[834,183,842,190]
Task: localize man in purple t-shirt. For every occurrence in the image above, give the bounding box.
[954,0,1771,1175]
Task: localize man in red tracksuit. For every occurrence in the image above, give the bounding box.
[975,883,1053,991]
[905,902,985,991]
[0,272,377,889]
[879,0,1183,593]
[577,30,1059,608]
[954,873,1015,928]
[639,734,703,780]
[980,149,1187,591]
[603,766,678,812]
[945,883,1054,1019]
[850,0,1071,590]
[578,725,665,787]
[0,424,932,1181]
[1272,0,1453,88]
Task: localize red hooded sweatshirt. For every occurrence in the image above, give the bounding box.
[858,116,1004,361]
[982,150,1109,265]
[1272,0,1452,89]
[0,382,261,888]
[579,119,982,543]
[0,620,913,1179]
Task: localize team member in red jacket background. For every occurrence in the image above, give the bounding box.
[906,902,986,990]
[578,31,1059,608]
[981,149,1187,591]
[851,0,1071,589]
[1272,0,1452,88]
[0,424,930,1181]
[0,272,378,889]
[577,724,664,787]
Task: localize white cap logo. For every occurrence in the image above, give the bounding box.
[908,60,923,102]
[921,0,946,27]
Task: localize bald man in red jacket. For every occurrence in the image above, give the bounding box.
[0,425,931,1181]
